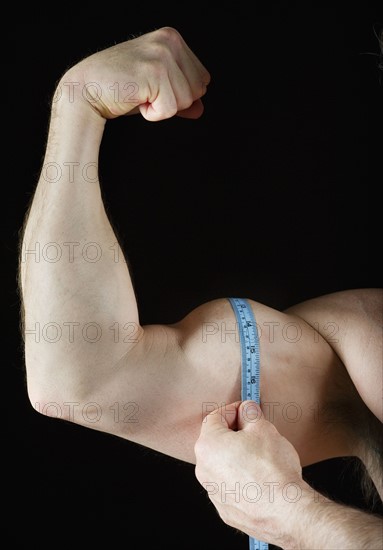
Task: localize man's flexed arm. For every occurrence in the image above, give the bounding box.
[19,27,210,404]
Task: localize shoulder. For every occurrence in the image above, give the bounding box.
[284,288,383,356]
[285,288,383,421]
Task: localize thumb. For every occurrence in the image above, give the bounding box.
[200,401,241,435]
[176,98,205,119]
[237,400,264,431]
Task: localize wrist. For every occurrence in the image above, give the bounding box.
[287,484,333,549]
[53,71,106,123]
[44,72,106,164]
[247,480,317,549]
[282,480,320,550]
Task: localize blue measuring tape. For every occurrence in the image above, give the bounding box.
[228,298,269,550]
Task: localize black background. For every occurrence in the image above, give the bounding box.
[4,3,383,549]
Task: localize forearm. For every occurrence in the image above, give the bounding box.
[289,488,383,550]
[20,82,140,403]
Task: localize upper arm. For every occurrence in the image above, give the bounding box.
[51,296,339,465]
[285,288,383,422]
[31,285,371,465]
[46,299,242,464]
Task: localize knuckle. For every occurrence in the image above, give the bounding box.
[154,26,182,46]
[193,437,204,458]
[202,70,211,86]
[162,105,178,119]
[179,91,194,110]
[194,464,202,482]
[217,507,231,525]
[194,435,211,460]
[142,52,169,75]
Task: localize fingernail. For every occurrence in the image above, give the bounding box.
[241,401,261,422]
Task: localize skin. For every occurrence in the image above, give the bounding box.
[195,401,383,549]
[19,26,382,548]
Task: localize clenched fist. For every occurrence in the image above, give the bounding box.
[56,27,211,121]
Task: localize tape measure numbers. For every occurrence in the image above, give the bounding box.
[228,298,268,550]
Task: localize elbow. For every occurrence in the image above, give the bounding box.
[25,361,103,426]
[29,397,69,421]
[26,377,76,423]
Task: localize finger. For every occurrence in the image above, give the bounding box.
[200,401,242,435]
[175,32,211,91]
[139,75,177,121]
[134,98,204,120]
[195,401,241,465]
[238,401,281,436]
[237,401,264,431]
[175,47,211,102]
[139,64,199,121]
[138,28,210,121]
[163,27,211,96]
[166,62,198,112]
[166,57,209,118]
[176,98,204,119]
